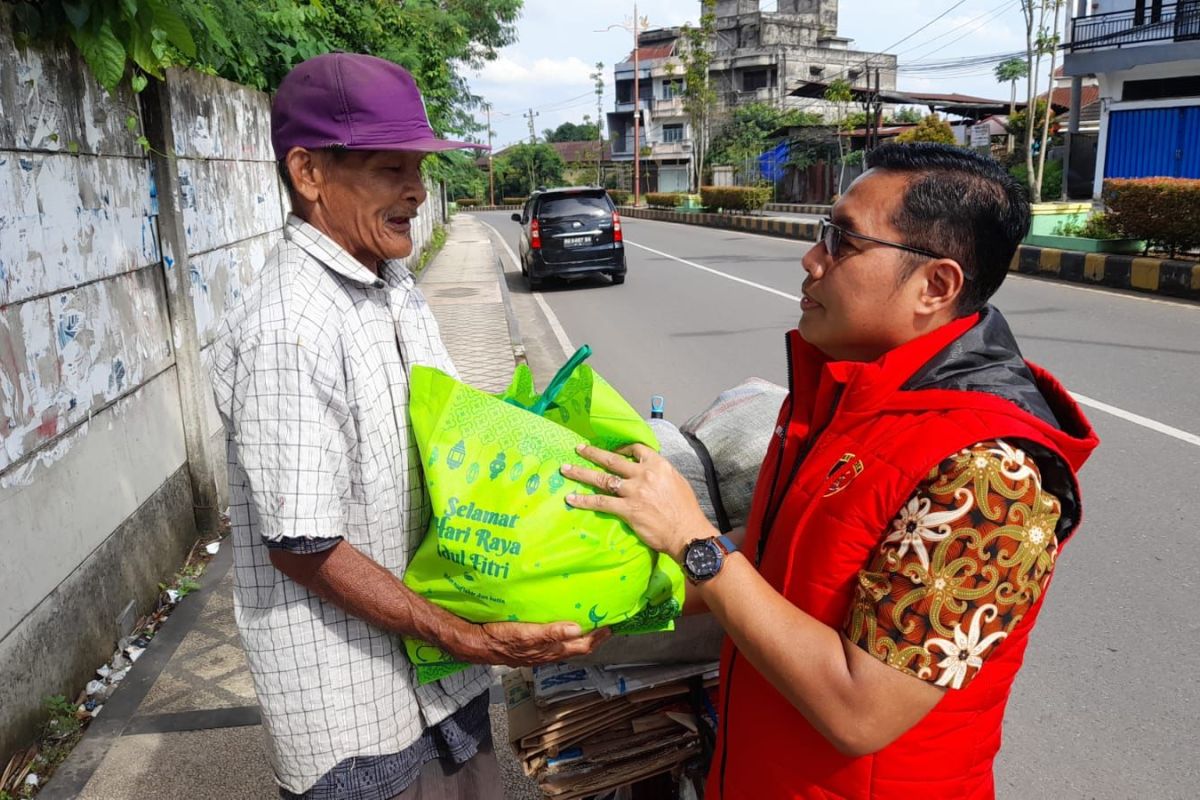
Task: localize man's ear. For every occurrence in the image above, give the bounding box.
[916,258,965,318]
[285,147,322,204]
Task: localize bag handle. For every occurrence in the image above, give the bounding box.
[529,344,592,415]
[682,430,732,534]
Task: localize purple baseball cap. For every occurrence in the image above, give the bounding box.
[271,53,486,159]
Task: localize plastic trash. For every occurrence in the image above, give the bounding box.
[205,541,220,555]
[85,680,106,696]
[109,667,130,684]
[165,589,181,604]
[24,774,38,788]
[125,646,145,663]
[96,665,112,679]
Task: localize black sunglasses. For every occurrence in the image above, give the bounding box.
[818,217,947,263]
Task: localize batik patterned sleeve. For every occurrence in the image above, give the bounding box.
[843,440,1064,690]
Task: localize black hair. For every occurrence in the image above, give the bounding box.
[864,142,1030,315]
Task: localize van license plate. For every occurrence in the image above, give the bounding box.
[563,236,591,248]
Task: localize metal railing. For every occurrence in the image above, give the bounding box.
[1071,2,1200,50]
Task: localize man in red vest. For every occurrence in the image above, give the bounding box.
[564,142,1099,798]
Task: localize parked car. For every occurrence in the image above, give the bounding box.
[511,187,626,289]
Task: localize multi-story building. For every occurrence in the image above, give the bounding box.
[607,28,694,193]
[605,0,898,193]
[1062,0,1200,200]
[709,0,897,118]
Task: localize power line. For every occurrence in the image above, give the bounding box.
[894,0,1013,57]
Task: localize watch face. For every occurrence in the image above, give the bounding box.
[685,540,722,579]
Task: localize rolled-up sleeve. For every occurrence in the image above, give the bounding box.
[224,330,351,547]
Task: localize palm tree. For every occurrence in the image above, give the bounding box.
[995,57,1029,154]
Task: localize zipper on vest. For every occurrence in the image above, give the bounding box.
[755,383,843,566]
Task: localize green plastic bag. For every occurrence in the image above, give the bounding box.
[403,352,685,684]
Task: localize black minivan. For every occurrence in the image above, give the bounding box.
[512,187,626,289]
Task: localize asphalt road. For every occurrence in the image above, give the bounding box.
[476,211,1200,800]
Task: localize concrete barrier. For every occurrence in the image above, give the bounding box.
[764,202,832,215]
[617,206,819,243]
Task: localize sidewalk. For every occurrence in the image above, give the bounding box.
[40,214,539,800]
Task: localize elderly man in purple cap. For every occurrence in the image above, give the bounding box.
[210,54,608,800]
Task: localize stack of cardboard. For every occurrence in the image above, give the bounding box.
[504,661,719,799]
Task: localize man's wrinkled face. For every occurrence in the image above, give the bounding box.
[306,149,428,268]
[798,169,930,362]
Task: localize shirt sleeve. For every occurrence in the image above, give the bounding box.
[224,330,352,547]
[843,440,1063,690]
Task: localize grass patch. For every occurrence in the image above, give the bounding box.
[415,224,447,276]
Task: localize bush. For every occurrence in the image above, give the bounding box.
[455,198,479,207]
[1053,212,1119,240]
[1103,178,1200,257]
[1008,160,1062,201]
[645,192,685,209]
[699,185,772,213]
[501,197,528,206]
[607,189,631,206]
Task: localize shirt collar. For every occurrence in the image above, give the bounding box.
[285,214,416,291]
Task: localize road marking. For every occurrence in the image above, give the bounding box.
[624,240,803,302]
[485,215,1200,450]
[476,218,575,357]
[1070,393,1200,448]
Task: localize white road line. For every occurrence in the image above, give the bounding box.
[1070,393,1200,448]
[476,218,575,356]
[484,216,1200,450]
[624,239,803,302]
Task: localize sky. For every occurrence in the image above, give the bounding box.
[467,0,1058,149]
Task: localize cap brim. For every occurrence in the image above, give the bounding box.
[347,137,490,153]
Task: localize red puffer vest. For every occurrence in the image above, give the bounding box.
[707,308,1098,800]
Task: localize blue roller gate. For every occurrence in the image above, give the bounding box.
[1105,106,1200,179]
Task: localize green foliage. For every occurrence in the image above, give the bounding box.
[1005,99,1054,147]
[1009,159,1062,200]
[426,151,487,203]
[645,192,685,208]
[607,189,631,206]
[1103,178,1200,257]
[895,113,957,145]
[11,0,197,93]
[994,56,1029,85]
[678,0,718,191]
[543,121,601,142]
[708,102,824,169]
[1052,212,1118,239]
[493,143,564,198]
[700,185,771,212]
[13,0,522,138]
[889,106,924,125]
[501,196,527,205]
[416,224,446,273]
[455,197,480,207]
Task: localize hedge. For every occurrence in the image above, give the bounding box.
[454,197,479,207]
[1103,178,1200,257]
[607,189,631,205]
[645,192,686,209]
[699,185,772,213]
[502,196,528,206]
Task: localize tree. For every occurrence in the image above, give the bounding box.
[677,0,718,191]
[542,121,601,142]
[493,143,565,197]
[895,113,957,145]
[824,78,854,193]
[1004,99,1054,152]
[13,0,524,140]
[1019,0,1064,201]
[708,102,823,179]
[890,106,924,125]
[994,56,1029,153]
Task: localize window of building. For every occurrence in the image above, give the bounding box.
[743,69,771,91]
[662,124,684,143]
[662,79,684,99]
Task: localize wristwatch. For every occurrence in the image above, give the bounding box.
[681,534,737,584]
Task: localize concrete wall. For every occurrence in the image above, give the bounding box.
[0,32,446,758]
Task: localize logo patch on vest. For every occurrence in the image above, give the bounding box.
[823,453,864,497]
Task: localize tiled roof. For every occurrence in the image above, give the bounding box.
[625,43,675,62]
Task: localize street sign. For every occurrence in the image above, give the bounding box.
[970,124,992,148]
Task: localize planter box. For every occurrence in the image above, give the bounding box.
[1028,202,1091,236]
[1023,233,1146,254]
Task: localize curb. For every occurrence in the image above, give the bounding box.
[455,204,523,212]
[618,206,819,243]
[765,202,832,215]
[492,249,527,366]
[1010,246,1200,300]
[618,206,1199,302]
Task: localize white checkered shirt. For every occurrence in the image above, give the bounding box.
[209,215,491,795]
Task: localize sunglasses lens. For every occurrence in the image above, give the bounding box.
[823,223,839,258]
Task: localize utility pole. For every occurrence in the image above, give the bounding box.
[597,5,649,205]
[525,108,539,144]
[484,102,496,206]
[592,61,605,186]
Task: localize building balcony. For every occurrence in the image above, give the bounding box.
[613,99,652,113]
[651,141,692,157]
[1070,3,1200,51]
[652,97,686,116]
